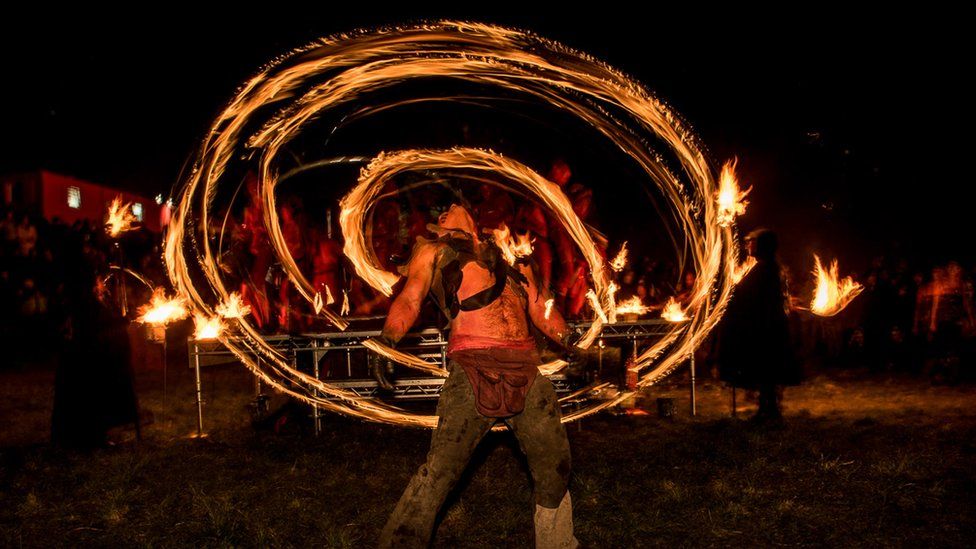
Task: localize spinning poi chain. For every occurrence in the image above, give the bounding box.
[164,21,742,428]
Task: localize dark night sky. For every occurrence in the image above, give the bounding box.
[1,10,970,271]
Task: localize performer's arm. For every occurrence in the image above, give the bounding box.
[380,243,437,344]
[520,262,571,348]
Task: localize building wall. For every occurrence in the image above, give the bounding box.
[39,171,162,232]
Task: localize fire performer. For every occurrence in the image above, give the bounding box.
[373,203,582,548]
[718,228,800,422]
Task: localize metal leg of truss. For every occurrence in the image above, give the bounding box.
[311,339,322,436]
[193,342,205,437]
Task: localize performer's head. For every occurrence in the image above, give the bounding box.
[437,203,478,237]
[745,228,777,261]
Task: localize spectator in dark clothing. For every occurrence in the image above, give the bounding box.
[718,229,800,421]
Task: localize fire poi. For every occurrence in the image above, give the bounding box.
[161,21,751,430]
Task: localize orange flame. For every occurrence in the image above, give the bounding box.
[733,256,757,284]
[215,291,251,319]
[610,242,628,272]
[716,159,751,226]
[193,314,224,340]
[606,282,619,324]
[341,289,350,316]
[585,289,609,324]
[810,255,863,316]
[616,296,651,316]
[661,297,688,322]
[137,289,188,326]
[105,195,137,237]
[491,223,534,265]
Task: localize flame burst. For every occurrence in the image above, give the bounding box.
[137,289,188,326]
[105,196,137,237]
[194,314,224,340]
[610,242,629,272]
[616,296,651,316]
[810,255,863,316]
[491,224,534,265]
[661,297,689,322]
[716,159,751,227]
[215,292,251,319]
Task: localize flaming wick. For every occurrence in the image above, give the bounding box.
[610,242,628,272]
[105,195,137,237]
[716,159,751,227]
[810,255,863,316]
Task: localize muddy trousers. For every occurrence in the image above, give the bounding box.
[379,362,577,548]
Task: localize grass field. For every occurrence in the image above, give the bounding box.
[2,351,975,547]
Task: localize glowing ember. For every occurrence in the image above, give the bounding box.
[733,256,757,284]
[194,314,224,340]
[810,255,863,316]
[661,297,688,322]
[585,289,609,324]
[137,289,188,326]
[105,195,137,237]
[716,159,751,227]
[610,242,628,272]
[491,223,534,265]
[616,296,651,316]
[215,292,251,319]
[544,298,554,320]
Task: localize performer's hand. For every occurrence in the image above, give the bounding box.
[369,335,397,391]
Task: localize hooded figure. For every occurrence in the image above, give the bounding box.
[718,229,800,419]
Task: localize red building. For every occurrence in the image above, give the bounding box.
[0,170,163,232]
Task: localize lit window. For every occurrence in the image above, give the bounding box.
[132,202,144,221]
[67,186,81,209]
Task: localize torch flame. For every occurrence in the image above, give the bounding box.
[661,297,688,322]
[137,289,188,326]
[716,159,751,226]
[616,296,651,316]
[215,292,251,319]
[105,195,137,237]
[610,242,628,272]
[810,255,863,316]
[491,223,534,265]
[194,314,224,340]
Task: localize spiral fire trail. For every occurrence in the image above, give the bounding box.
[164,21,740,427]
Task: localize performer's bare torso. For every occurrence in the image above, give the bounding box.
[452,262,530,341]
[380,204,567,348]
